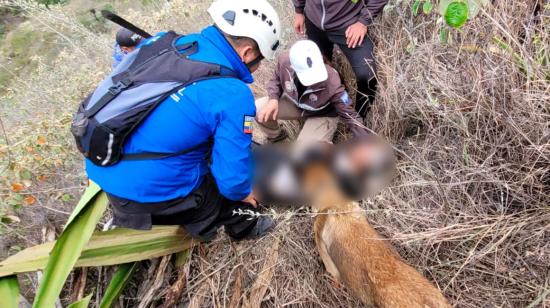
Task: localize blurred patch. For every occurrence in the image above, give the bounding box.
[253,137,395,205]
[340,91,351,105]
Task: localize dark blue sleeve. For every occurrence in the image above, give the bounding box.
[209,81,256,201]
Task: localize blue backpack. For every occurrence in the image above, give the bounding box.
[71,31,237,166]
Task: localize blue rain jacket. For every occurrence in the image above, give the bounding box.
[86,26,255,202]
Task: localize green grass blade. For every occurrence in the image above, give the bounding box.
[0,275,19,308]
[32,192,108,308]
[67,293,93,308]
[0,226,197,277]
[99,262,138,308]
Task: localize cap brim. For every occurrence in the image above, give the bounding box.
[295,65,328,86]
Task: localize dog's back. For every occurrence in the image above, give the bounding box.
[314,201,451,308]
[301,138,451,307]
[254,137,451,307]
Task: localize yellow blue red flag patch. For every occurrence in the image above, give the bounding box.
[243,115,254,134]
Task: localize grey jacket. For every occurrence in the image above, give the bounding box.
[266,52,365,137]
[293,0,388,30]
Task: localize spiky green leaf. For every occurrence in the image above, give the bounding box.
[0,226,196,277]
[65,181,103,228]
[99,262,138,308]
[67,293,93,308]
[32,191,108,308]
[175,249,192,268]
[0,275,19,308]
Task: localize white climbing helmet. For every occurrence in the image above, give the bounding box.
[208,0,281,60]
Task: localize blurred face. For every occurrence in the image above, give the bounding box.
[120,46,136,54]
[253,139,395,204]
[235,44,263,73]
[333,139,395,199]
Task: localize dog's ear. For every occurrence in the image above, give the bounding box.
[332,136,395,200]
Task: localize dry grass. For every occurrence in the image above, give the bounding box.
[0,0,549,307]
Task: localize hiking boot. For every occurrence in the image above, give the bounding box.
[267,130,288,144]
[198,230,218,242]
[243,216,275,240]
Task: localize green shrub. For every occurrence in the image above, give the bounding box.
[36,0,68,7]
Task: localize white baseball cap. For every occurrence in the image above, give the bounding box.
[289,40,328,86]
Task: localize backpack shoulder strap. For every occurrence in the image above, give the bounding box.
[118,59,241,162]
[83,32,183,119]
[121,139,214,161]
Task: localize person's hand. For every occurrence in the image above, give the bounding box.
[257,99,279,123]
[294,13,306,35]
[241,191,258,208]
[345,22,368,48]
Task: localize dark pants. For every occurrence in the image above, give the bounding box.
[305,17,377,118]
[107,175,259,241]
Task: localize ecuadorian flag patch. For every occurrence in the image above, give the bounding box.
[243,115,254,134]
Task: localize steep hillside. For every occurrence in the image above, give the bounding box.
[0,0,548,307]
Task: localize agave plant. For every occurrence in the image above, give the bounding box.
[0,181,197,308]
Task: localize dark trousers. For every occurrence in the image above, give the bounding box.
[305,17,377,118]
[107,175,259,241]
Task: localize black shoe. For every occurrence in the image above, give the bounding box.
[198,231,218,242]
[243,216,275,239]
[267,130,288,143]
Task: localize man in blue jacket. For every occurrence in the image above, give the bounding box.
[86,0,281,241]
[111,28,143,69]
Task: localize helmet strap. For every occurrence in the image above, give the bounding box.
[245,54,264,72]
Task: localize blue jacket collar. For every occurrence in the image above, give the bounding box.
[201,26,254,84]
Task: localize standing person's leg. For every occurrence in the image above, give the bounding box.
[255,96,304,142]
[336,36,377,118]
[304,17,334,61]
[297,116,339,144]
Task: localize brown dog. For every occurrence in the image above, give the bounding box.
[300,138,451,308]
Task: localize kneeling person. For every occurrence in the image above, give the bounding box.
[256,40,365,144]
[84,0,282,241]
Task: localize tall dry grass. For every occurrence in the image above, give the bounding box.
[0,0,548,307]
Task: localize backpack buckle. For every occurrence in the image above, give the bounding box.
[108,78,133,95]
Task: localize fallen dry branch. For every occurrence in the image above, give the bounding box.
[228,265,243,308]
[244,237,281,308]
[162,251,192,308]
[137,256,171,308]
